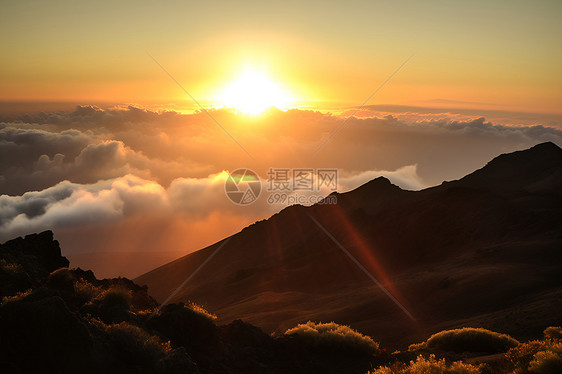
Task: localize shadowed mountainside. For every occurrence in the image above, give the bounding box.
[136,142,562,348]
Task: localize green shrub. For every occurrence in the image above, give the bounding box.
[284,321,379,354]
[370,354,482,374]
[410,328,519,354]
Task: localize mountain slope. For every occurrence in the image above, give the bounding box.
[136,142,562,347]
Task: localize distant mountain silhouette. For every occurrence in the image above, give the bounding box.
[136,142,562,348]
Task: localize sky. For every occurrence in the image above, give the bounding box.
[1,0,561,112]
[0,1,561,278]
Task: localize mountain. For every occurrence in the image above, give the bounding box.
[136,142,562,348]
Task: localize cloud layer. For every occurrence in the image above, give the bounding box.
[1,105,561,277]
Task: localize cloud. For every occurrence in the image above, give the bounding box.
[2,105,561,195]
[1,176,142,239]
[1,104,561,277]
[0,172,260,241]
[0,164,427,243]
[347,104,562,128]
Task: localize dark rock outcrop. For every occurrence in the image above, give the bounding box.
[0,230,68,297]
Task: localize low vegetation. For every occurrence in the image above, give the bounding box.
[285,321,379,354]
[543,327,562,341]
[0,231,559,374]
[503,327,562,374]
[369,354,482,374]
[409,327,519,354]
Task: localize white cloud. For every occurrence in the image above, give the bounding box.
[1,105,561,277]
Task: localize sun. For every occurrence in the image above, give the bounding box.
[216,69,294,115]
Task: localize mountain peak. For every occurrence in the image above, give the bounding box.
[530,141,561,152]
[453,142,562,193]
[486,141,562,167]
[354,176,401,195]
[372,176,392,184]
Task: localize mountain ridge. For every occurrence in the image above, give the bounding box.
[136,142,562,347]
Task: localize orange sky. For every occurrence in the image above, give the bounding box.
[1,0,561,113]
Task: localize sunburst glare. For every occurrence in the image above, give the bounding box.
[215,69,294,115]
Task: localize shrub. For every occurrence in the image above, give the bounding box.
[528,342,562,374]
[104,321,172,366]
[0,258,31,296]
[74,278,101,302]
[370,354,482,374]
[1,289,31,305]
[0,258,22,274]
[410,328,519,354]
[186,301,217,321]
[146,302,220,357]
[93,286,132,310]
[505,339,562,373]
[447,361,483,374]
[48,268,76,290]
[284,321,379,355]
[505,340,548,373]
[371,367,393,374]
[84,286,133,323]
[544,327,562,341]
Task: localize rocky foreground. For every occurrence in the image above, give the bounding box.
[1,231,561,374]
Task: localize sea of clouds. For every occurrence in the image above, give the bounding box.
[1,105,560,277]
